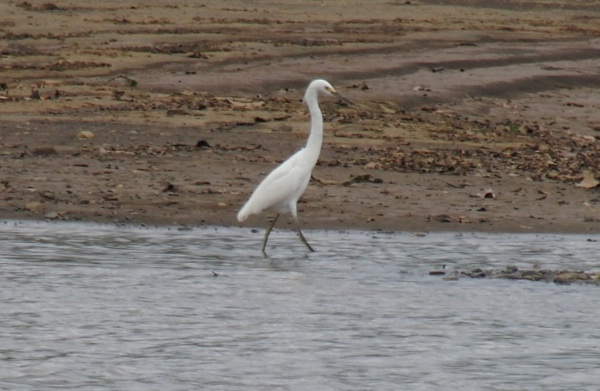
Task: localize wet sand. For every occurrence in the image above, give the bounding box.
[0,0,599,233]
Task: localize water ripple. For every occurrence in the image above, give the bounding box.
[1,221,599,390]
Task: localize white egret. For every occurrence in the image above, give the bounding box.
[237,79,346,253]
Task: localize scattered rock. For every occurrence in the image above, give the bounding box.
[350,81,369,90]
[25,201,43,213]
[31,146,57,156]
[166,109,192,116]
[429,270,446,276]
[361,161,377,170]
[44,211,58,219]
[554,272,590,284]
[40,2,61,11]
[188,52,209,59]
[430,214,455,223]
[483,188,495,199]
[432,265,600,285]
[196,140,211,148]
[342,174,383,186]
[429,214,470,223]
[162,182,177,193]
[113,90,125,100]
[77,131,94,140]
[575,170,599,189]
[566,102,584,107]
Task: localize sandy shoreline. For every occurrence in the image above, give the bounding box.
[0,0,599,234]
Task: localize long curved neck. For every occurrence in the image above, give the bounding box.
[303,91,324,166]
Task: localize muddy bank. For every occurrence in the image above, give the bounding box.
[0,0,599,233]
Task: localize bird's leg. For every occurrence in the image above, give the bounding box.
[262,214,280,254]
[295,219,315,252]
[297,229,315,252]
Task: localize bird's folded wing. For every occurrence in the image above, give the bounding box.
[238,149,311,218]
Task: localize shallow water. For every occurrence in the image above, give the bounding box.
[1,220,599,390]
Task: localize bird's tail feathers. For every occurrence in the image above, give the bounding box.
[237,205,250,222]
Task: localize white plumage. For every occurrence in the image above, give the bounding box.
[237,79,340,253]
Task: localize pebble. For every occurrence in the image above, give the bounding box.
[45,211,58,219]
[25,201,43,213]
[78,131,94,139]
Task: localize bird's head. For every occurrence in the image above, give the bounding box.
[312,79,336,95]
[304,79,353,105]
[303,79,334,102]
